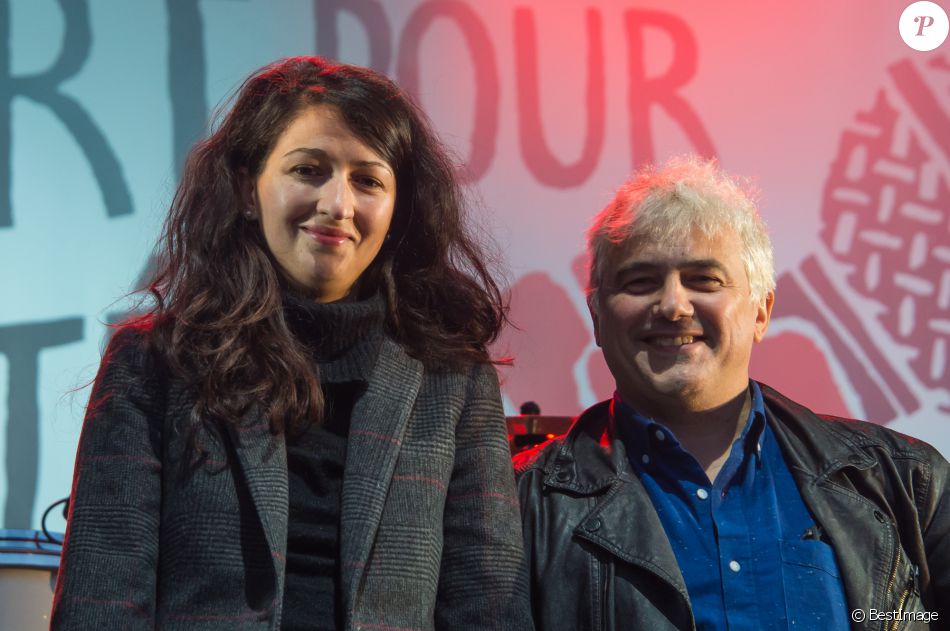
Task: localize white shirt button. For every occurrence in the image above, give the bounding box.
[641,454,650,464]
[728,560,741,572]
[696,488,709,500]
[655,430,665,441]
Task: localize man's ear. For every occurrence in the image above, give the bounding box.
[753,290,775,343]
[588,294,602,348]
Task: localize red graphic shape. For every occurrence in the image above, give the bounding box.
[496,272,590,414]
[771,268,899,424]
[819,56,950,392]
[586,349,614,402]
[750,332,850,419]
[571,252,589,292]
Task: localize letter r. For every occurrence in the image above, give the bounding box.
[0,0,133,227]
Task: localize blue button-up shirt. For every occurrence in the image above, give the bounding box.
[615,383,849,630]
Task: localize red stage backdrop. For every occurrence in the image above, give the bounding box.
[0,0,947,529]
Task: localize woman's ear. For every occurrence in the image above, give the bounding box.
[240,168,258,219]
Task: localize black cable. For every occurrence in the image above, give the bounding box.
[40,496,69,545]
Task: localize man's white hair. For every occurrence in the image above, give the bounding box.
[586,155,775,305]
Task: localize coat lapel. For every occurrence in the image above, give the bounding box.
[793,471,898,618]
[574,475,690,598]
[550,401,692,607]
[763,391,903,622]
[228,410,289,621]
[339,337,423,613]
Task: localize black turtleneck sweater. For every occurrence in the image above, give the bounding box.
[280,293,384,631]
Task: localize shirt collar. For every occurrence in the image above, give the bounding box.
[748,380,767,457]
[614,381,768,476]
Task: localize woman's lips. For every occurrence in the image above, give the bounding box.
[302,225,351,246]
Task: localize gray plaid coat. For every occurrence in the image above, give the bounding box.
[51,328,531,630]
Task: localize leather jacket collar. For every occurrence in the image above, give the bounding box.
[540,385,878,495]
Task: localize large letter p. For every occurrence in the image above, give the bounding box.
[915,15,935,35]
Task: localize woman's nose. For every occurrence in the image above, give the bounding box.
[320,175,355,220]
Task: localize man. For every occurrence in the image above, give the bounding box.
[515,157,950,630]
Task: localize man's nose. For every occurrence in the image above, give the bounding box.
[657,277,694,320]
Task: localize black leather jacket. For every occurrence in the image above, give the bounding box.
[514,383,950,630]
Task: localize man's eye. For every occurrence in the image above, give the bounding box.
[689,275,722,288]
[623,278,657,293]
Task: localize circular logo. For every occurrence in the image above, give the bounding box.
[851,609,866,623]
[899,1,950,51]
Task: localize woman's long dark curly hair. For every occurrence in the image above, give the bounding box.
[141,56,507,435]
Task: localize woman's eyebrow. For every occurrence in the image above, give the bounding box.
[282,146,328,159]
[281,147,393,175]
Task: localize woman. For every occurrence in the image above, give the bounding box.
[51,56,530,630]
